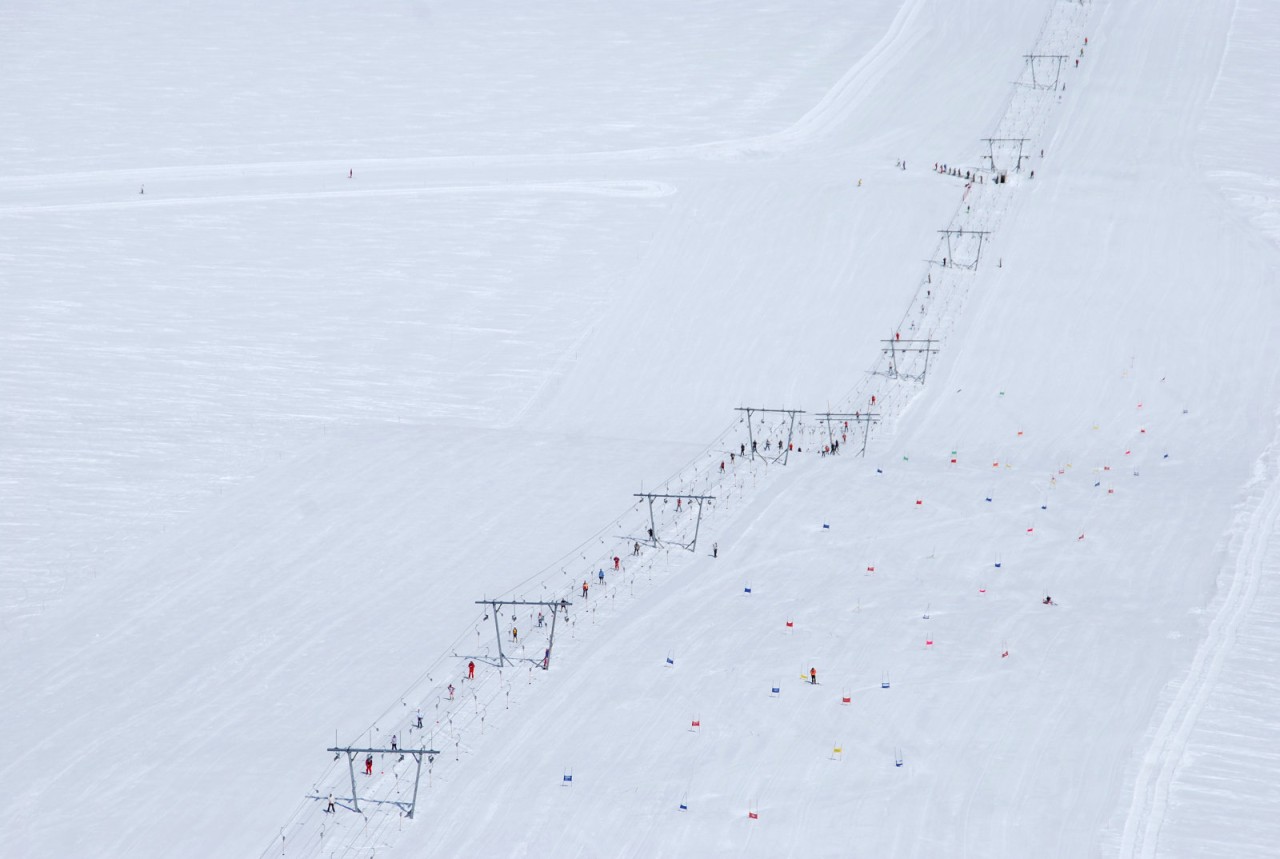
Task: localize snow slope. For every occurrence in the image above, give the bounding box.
[3,0,1279,856]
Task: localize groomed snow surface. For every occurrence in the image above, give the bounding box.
[3,1,1279,856]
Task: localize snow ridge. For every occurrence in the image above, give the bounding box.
[1118,408,1280,857]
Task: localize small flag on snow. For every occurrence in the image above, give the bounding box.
[748,811,759,820]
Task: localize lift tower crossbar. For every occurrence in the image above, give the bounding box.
[1023,54,1068,90]
[980,138,1030,172]
[937,229,992,270]
[327,745,440,817]
[634,492,716,553]
[814,412,881,458]
[734,407,806,464]
[882,338,940,384]
[471,598,572,670]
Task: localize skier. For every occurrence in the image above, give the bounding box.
[365,755,374,776]
[467,660,475,680]
[810,667,818,685]
[613,556,620,571]
[537,610,545,628]
[647,527,655,542]
[511,626,518,641]
[712,542,718,558]
[1043,595,1053,605]
[348,168,353,178]
[416,707,423,728]
[326,793,336,813]
[740,443,746,456]
[633,540,641,556]
[543,647,551,670]
[720,460,725,473]
[582,581,589,599]
[448,683,455,699]
[391,735,398,751]
[598,568,605,585]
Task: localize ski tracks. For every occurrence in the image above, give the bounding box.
[0,178,676,216]
[1118,411,1280,857]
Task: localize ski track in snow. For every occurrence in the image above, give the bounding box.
[1119,412,1280,857]
[0,180,677,216]
[0,0,927,215]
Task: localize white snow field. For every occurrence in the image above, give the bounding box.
[2,0,1279,856]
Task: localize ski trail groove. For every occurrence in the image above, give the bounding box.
[1118,413,1280,857]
